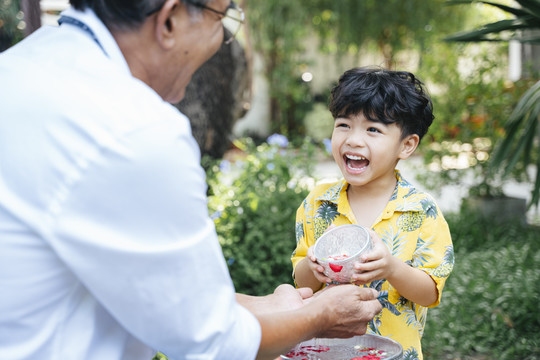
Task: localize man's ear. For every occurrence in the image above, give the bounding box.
[398,134,420,160]
[155,0,181,50]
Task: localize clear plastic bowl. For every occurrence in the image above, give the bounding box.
[281,333,403,359]
[313,224,372,283]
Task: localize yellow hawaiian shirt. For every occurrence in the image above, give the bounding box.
[291,170,454,360]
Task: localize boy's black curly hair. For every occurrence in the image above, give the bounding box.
[329,66,434,141]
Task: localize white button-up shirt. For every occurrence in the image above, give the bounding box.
[0,7,260,360]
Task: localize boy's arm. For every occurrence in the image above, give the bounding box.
[293,254,327,292]
[389,207,453,307]
[353,231,438,307]
[291,196,330,292]
[383,256,438,306]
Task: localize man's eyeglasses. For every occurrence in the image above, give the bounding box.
[146,1,245,45]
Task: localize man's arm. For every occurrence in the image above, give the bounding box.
[237,284,381,360]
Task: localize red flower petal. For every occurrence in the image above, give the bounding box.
[329,263,343,272]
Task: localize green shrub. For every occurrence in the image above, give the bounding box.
[303,102,334,143]
[444,206,533,253]
[423,212,540,359]
[204,136,317,295]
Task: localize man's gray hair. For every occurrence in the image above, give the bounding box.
[69,0,210,31]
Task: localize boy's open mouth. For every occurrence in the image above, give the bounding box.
[345,154,369,170]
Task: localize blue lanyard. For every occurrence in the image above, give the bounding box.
[58,15,109,57]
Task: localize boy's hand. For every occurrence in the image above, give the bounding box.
[306,245,333,284]
[351,230,397,286]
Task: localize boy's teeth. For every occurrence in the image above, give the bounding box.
[345,154,369,170]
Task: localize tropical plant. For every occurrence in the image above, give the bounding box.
[444,0,540,206]
[204,135,317,295]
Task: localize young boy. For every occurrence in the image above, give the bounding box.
[291,67,454,359]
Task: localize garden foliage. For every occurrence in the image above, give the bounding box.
[204,135,317,295]
[422,207,540,359]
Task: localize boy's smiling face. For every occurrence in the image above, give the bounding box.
[331,111,419,190]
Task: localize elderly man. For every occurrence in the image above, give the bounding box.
[0,1,381,359]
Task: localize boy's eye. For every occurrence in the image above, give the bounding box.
[335,122,349,128]
[367,127,381,133]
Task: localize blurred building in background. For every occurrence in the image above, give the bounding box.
[40,0,68,26]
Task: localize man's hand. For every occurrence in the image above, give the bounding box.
[237,284,313,315]
[249,283,381,360]
[273,284,313,311]
[309,284,381,338]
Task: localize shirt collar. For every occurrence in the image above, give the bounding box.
[60,7,131,76]
[315,179,347,204]
[315,170,424,213]
[391,170,424,212]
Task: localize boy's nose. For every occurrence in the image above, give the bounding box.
[345,131,366,147]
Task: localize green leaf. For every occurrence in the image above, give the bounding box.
[446,0,533,17]
[445,0,540,43]
[502,112,536,177]
[515,0,540,16]
[492,81,540,167]
[444,18,534,42]
[531,153,540,206]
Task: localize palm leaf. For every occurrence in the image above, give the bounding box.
[445,0,533,17]
[515,0,540,16]
[445,18,535,42]
[490,82,540,207]
[445,1,540,43]
[532,153,540,205]
[491,84,540,166]
[521,112,536,167]
[379,298,402,316]
[502,113,536,177]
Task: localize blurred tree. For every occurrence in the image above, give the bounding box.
[310,0,470,68]
[243,0,472,140]
[175,30,250,159]
[244,0,313,138]
[21,0,41,36]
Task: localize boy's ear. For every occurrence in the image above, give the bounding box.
[398,134,420,160]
